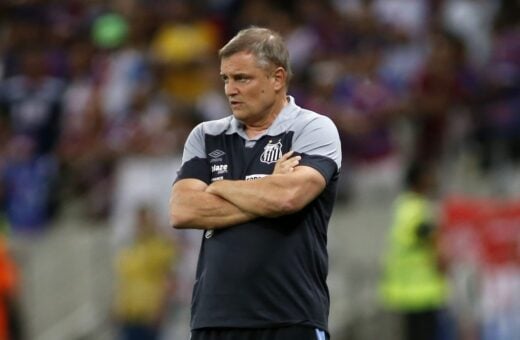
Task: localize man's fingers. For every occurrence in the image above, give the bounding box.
[280,156,301,166]
[285,156,300,166]
[290,157,301,166]
[279,150,294,161]
[279,157,301,172]
[273,152,301,174]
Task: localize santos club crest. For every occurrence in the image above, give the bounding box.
[260,140,283,164]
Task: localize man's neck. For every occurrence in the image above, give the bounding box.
[244,95,288,139]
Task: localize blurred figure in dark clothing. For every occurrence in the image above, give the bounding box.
[0,47,63,231]
[409,30,477,163]
[0,46,64,156]
[474,0,520,173]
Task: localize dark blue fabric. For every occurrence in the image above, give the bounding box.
[119,324,158,340]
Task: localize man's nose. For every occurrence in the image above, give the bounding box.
[225,81,238,96]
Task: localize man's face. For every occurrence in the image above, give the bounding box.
[220,51,278,124]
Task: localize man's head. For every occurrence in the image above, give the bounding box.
[219,27,292,86]
[219,27,291,126]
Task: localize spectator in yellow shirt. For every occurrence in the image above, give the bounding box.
[113,206,176,340]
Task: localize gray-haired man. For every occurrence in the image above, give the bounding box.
[170,27,341,340]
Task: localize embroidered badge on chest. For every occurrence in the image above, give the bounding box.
[260,139,283,164]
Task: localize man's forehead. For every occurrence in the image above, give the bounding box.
[220,52,262,72]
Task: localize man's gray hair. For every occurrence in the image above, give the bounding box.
[219,27,292,86]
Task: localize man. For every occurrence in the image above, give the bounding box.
[379,161,448,340]
[170,27,341,340]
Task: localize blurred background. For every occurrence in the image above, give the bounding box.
[0,0,519,339]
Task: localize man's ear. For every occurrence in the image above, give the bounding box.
[272,67,287,91]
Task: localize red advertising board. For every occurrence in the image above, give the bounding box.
[440,197,520,267]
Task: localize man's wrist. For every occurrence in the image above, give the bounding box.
[206,179,227,196]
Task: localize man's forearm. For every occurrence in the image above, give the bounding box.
[207,165,326,218]
[170,188,257,229]
[207,175,300,217]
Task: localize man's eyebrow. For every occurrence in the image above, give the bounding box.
[220,73,250,79]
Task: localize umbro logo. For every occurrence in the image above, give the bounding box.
[208,149,225,163]
[209,149,225,158]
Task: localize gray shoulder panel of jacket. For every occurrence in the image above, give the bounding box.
[181,116,233,165]
[291,109,342,169]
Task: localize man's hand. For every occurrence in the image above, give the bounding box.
[273,151,301,174]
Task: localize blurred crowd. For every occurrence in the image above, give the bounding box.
[0,0,518,228]
[0,0,518,339]
[0,0,518,229]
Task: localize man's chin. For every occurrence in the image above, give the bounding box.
[231,110,245,120]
